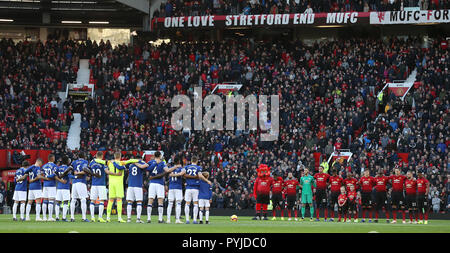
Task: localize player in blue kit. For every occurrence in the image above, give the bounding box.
[12,161,30,221]
[146,151,181,223]
[167,155,185,224]
[198,171,213,224]
[41,154,58,221]
[88,151,113,223]
[184,156,211,224]
[54,156,73,221]
[25,158,44,221]
[70,152,90,222]
[125,155,149,223]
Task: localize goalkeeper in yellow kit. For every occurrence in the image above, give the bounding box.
[94,151,140,223]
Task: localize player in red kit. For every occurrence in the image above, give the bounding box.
[343,172,358,192]
[389,168,407,224]
[337,186,348,222]
[313,166,329,221]
[416,170,430,224]
[359,170,375,223]
[284,172,300,221]
[271,173,285,220]
[343,172,358,220]
[252,164,274,220]
[405,171,418,224]
[347,184,358,222]
[328,170,343,222]
[373,170,390,223]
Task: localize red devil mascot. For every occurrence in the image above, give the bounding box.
[252,164,274,220]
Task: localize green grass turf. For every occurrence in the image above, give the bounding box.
[1,215,449,233]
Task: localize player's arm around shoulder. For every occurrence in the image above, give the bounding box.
[123,159,140,165]
[59,166,73,178]
[134,160,149,169]
[105,167,121,176]
[146,160,157,170]
[164,164,181,173]
[54,175,64,184]
[183,168,199,179]
[94,159,107,165]
[169,168,185,177]
[17,174,27,182]
[74,168,86,176]
[198,172,212,185]
[16,170,27,182]
[29,168,43,182]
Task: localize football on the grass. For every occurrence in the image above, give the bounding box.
[231,215,238,222]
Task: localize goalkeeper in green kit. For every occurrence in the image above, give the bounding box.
[300,168,316,221]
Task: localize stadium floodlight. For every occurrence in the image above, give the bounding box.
[61,21,82,24]
[89,21,109,24]
[0,19,13,22]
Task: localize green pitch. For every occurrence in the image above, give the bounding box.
[1,215,450,233]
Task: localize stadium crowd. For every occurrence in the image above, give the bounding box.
[79,36,448,212]
[152,0,450,18]
[0,39,79,155]
[0,35,448,213]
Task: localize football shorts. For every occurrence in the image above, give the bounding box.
[43,187,56,199]
[168,189,183,202]
[148,183,165,199]
[13,191,27,201]
[199,199,211,208]
[28,189,43,200]
[126,186,143,202]
[72,182,89,199]
[271,193,284,208]
[56,189,71,202]
[184,189,199,203]
[91,185,108,201]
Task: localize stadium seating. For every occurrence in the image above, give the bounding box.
[0,38,77,152]
[80,37,447,210]
[0,36,447,211]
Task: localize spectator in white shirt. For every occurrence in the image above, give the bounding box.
[118,72,125,85]
[432,194,441,213]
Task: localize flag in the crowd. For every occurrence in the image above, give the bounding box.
[387,82,413,99]
[211,83,242,94]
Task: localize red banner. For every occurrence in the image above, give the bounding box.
[387,82,414,98]
[153,12,370,30]
[2,169,17,183]
[153,10,450,30]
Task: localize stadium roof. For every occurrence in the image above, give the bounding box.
[0,0,150,28]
